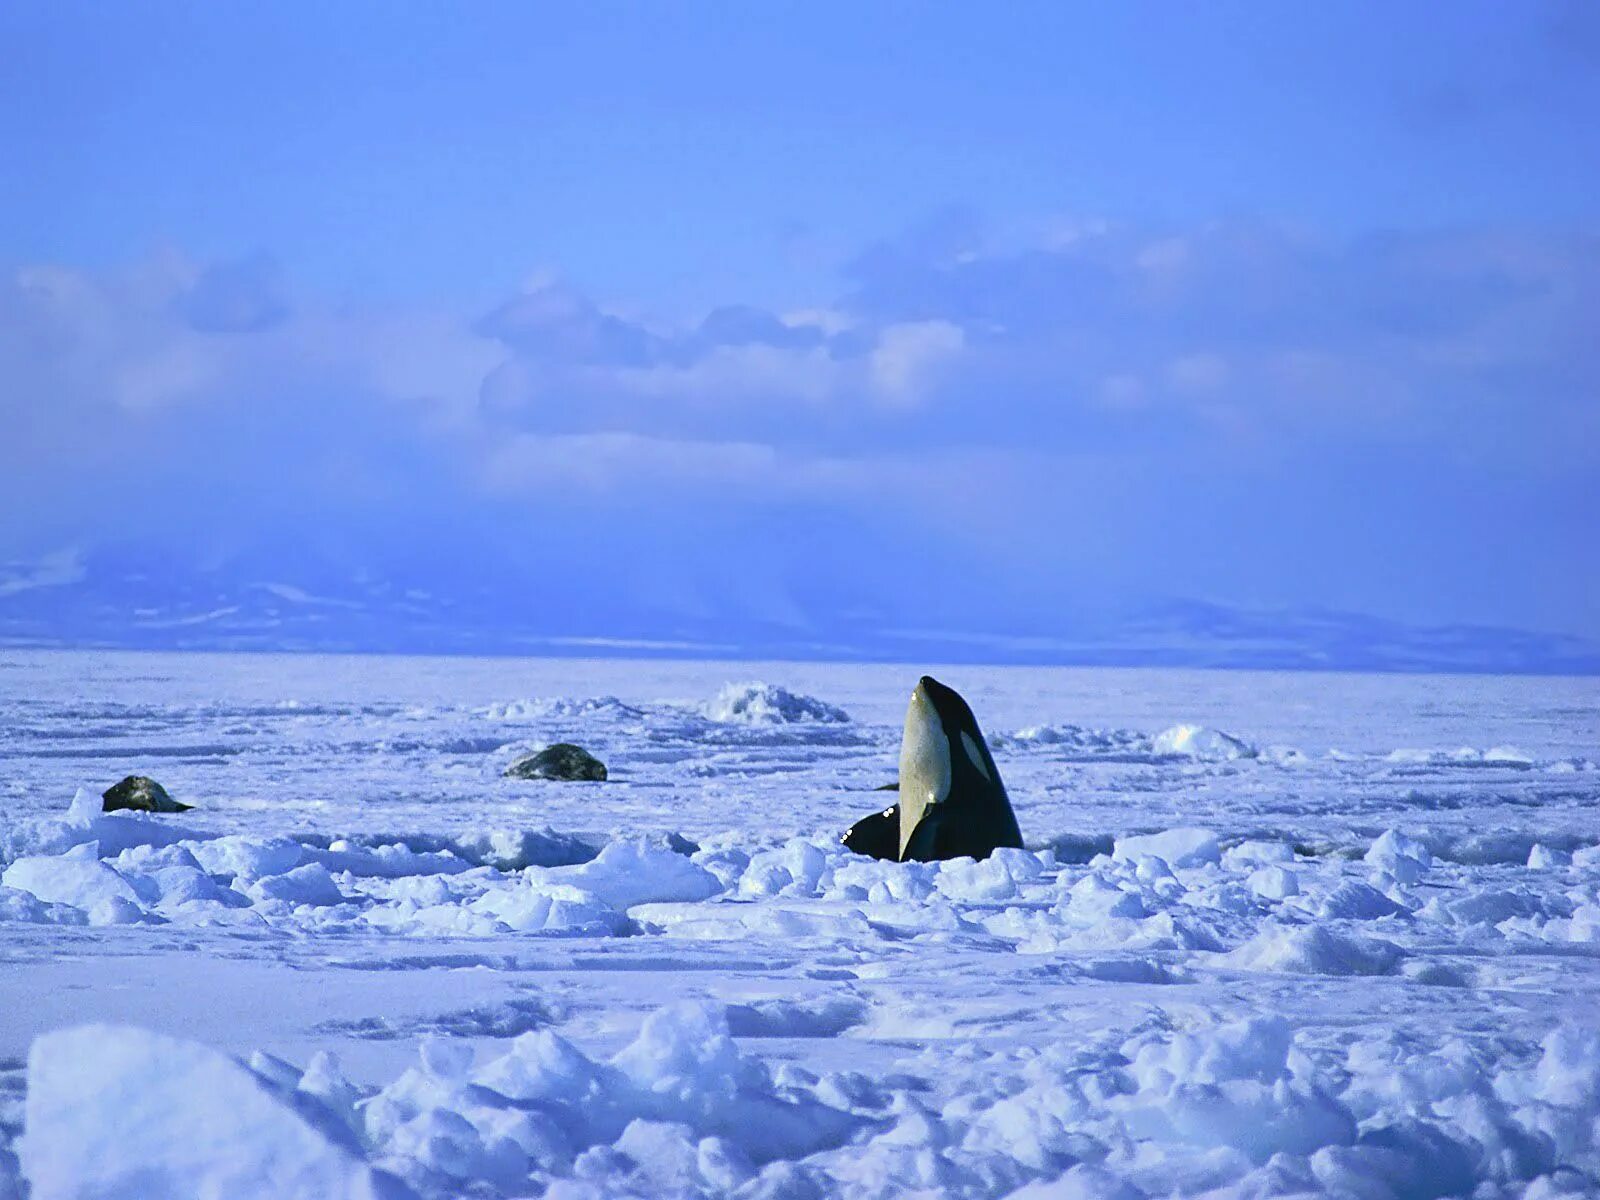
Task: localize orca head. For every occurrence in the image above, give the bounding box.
[897,674,1019,860]
[921,674,999,768]
[898,674,1001,855]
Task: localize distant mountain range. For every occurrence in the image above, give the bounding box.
[1,553,1595,674]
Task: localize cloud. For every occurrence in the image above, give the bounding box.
[1,215,1595,640]
[0,255,493,423]
[475,284,660,367]
[178,256,289,334]
[0,547,85,597]
[839,220,1600,468]
[1167,353,1229,395]
[691,305,829,353]
[481,431,781,494]
[472,283,968,432]
[869,320,965,404]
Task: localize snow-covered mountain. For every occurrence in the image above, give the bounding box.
[1,553,1595,673]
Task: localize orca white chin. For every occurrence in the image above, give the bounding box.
[898,680,951,857]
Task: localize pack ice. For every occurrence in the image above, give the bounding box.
[1,650,1598,1199]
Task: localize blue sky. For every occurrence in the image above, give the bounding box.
[1,2,1596,650]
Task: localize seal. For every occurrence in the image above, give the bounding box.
[102,775,192,814]
[841,675,1023,862]
[504,743,608,781]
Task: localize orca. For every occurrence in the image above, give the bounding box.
[841,803,900,859]
[841,676,1023,862]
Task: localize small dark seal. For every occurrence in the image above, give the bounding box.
[504,743,608,782]
[102,775,193,814]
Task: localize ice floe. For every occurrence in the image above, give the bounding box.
[2,653,1599,1198]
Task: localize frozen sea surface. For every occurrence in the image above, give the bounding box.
[1,650,1598,1198]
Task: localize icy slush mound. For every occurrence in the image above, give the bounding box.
[1115,1015,1358,1163]
[525,837,721,909]
[479,696,643,721]
[1112,827,1221,869]
[1218,924,1405,976]
[1386,745,1536,767]
[1364,828,1433,884]
[1002,722,1258,763]
[438,827,597,871]
[973,1010,1600,1196]
[15,1007,869,1200]
[2,847,144,912]
[22,1024,413,1200]
[358,1002,863,1194]
[999,723,1149,755]
[1150,723,1256,760]
[703,682,849,724]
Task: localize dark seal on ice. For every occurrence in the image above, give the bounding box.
[841,676,1022,862]
[504,743,608,782]
[102,775,193,814]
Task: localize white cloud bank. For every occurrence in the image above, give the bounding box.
[0,219,1595,639]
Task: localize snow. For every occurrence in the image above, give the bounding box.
[2,847,144,912]
[1111,827,1221,869]
[1247,865,1299,898]
[246,861,351,907]
[702,681,850,724]
[1149,723,1255,760]
[1364,827,1433,884]
[0,649,1598,1198]
[23,1024,412,1199]
[1218,924,1404,976]
[1529,843,1571,869]
[526,837,722,909]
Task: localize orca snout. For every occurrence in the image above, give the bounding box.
[914,674,962,715]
